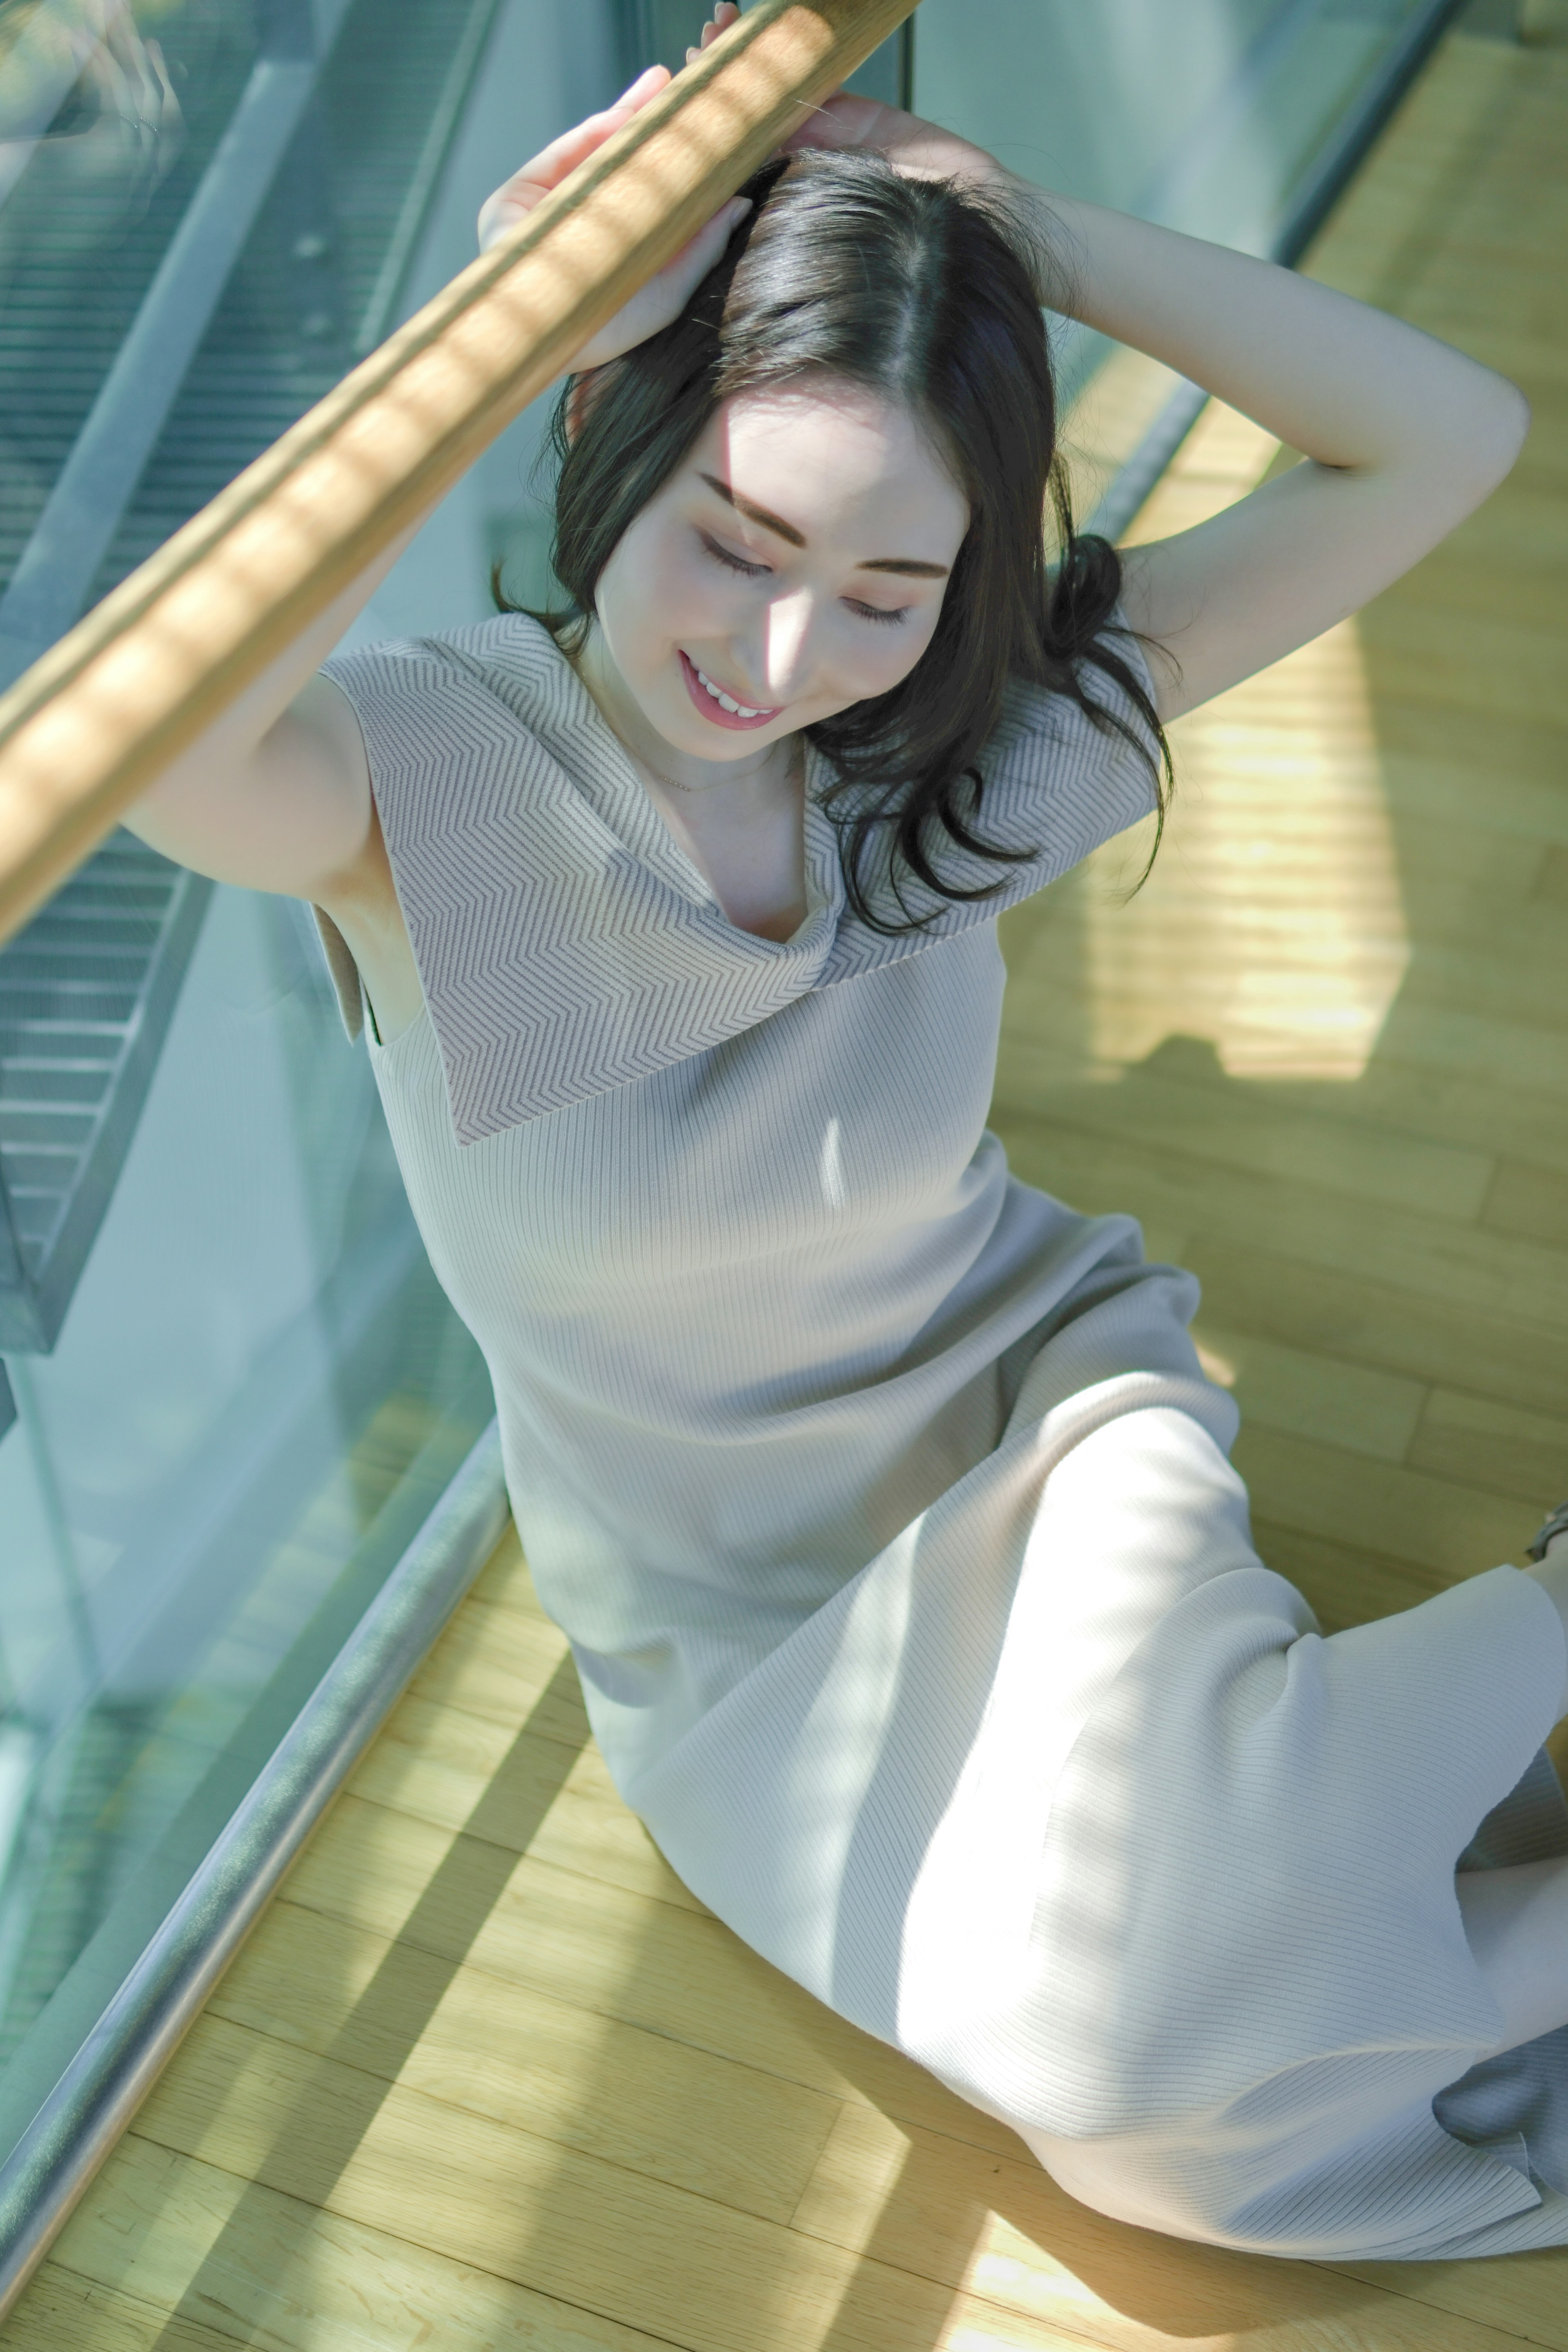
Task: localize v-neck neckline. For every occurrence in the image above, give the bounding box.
[528,619,842,950]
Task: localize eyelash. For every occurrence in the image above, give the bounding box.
[698,532,911,627]
[701,532,770,581]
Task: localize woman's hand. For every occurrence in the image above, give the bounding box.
[689,4,1003,191]
[785,93,1002,193]
[477,66,750,374]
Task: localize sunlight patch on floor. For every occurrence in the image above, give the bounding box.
[1080,401,1411,1080]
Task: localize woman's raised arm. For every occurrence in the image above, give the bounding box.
[790,88,1529,723]
[123,68,749,903]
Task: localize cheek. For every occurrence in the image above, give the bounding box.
[841,605,945,701]
[601,514,731,655]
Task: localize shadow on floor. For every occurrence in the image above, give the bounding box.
[151,1653,590,2346]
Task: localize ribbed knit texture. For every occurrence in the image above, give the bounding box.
[320,612,1568,2261]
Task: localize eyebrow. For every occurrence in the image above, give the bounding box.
[699,472,951,579]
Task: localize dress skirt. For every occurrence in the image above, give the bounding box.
[625,1307,1568,2262]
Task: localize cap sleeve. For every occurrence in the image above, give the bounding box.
[818,606,1164,971]
[982,605,1164,874]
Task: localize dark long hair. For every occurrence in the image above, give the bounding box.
[495,148,1169,930]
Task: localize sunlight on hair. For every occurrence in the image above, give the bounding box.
[1083,401,1411,1081]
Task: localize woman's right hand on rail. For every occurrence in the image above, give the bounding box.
[120,65,749,919]
[477,69,751,372]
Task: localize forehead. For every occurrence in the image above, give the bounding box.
[690,383,968,552]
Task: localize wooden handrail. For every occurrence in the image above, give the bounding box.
[0,0,914,943]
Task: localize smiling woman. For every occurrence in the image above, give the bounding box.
[572,382,970,939]
[108,0,1568,2276]
[514,141,1166,943]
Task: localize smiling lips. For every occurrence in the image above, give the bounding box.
[679,648,781,731]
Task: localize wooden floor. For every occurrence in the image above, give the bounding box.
[9,16,1568,2350]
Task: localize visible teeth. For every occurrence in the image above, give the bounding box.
[696,665,767,720]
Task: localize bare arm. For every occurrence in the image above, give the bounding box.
[125,525,417,898]
[1040,192,1528,718]
[788,87,1529,722]
[121,68,749,905]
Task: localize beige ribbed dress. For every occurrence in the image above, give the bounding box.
[318,612,1568,2261]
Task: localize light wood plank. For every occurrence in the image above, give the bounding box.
[1230,1424,1533,1581]
[207,1898,839,2224]
[48,2133,678,2352]
[1180,1233,1568,1426]
[1247,1522,1445,1637]
[1000,1127,1568,1428]
[0,2267,242,2352]
[791,2103,1532,2352]
[348,1689,710,1914]
[280,1789,1029,2158]
[127,2016,1104,2352]
[468,1522,558,1617]
[1188,1323,1425,1466]
[1326,2249,1568,2352]
[990,1048,1496,1221]
[1407,1388,1568,1510]
[1483,1157,1568,1247]
[408,1592,590,1744]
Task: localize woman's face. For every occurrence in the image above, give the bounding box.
[590,380,970,762]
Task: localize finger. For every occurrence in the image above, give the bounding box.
[610,63,670,109]
[498,100,638,200]
[690,6,735,66]
[782,91,883,153]
[666,192,751,281]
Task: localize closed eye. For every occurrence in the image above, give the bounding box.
[700,531,771,580]
[846,598,910,627]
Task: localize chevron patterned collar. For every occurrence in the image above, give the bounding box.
[323,612,1154,1144]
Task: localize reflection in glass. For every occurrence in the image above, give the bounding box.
[0,875,492,2089]
[0,0,506,2154]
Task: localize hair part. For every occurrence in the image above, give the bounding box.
[494,148,1170,930]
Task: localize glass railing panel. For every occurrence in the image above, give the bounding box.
[912,0,1438,246]
[0,869,494,2114]
[912,0,1451,458]
[0,0,591,2169]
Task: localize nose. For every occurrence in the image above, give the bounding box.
[754,587,820,707]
